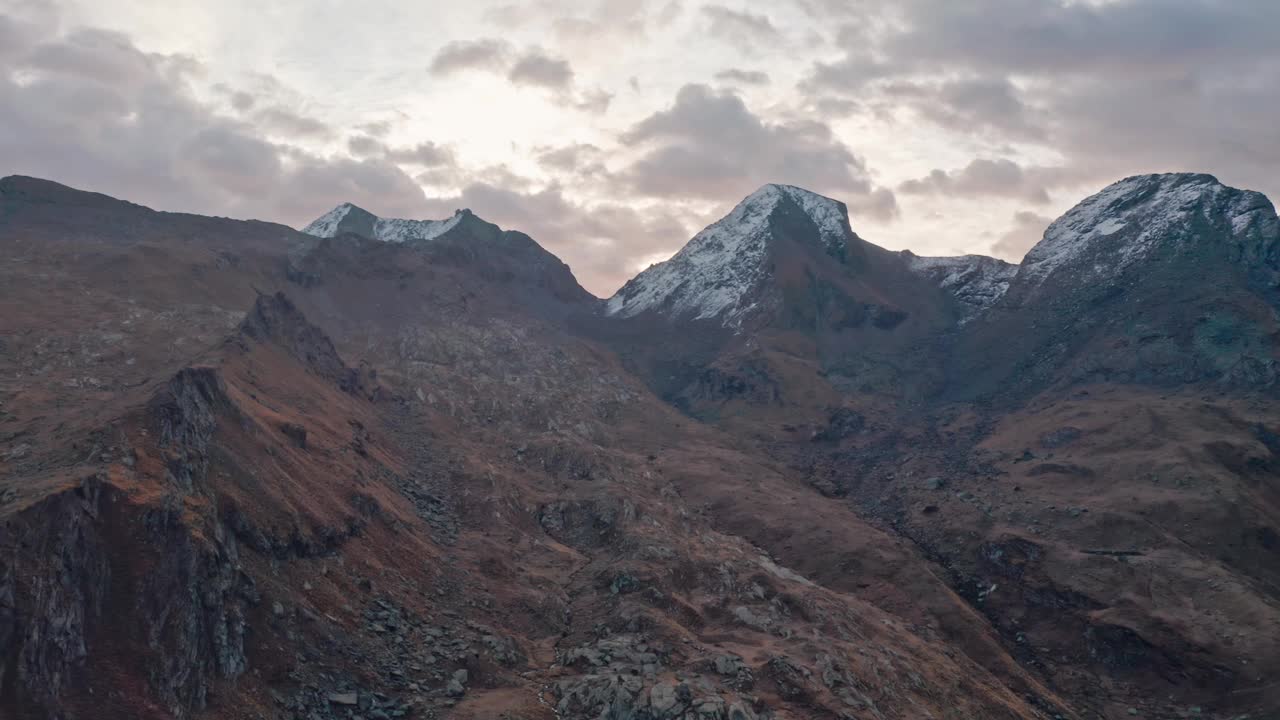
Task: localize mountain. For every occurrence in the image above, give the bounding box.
[298,201,595,308]
[593,184,960,416]
[2,173,1279,720]
[1016,173,1277,297]
[951,173,1280,400]
[605,183,952,333]
[606,184,860,327]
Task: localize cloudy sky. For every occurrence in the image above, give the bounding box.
[3,0,1278,295]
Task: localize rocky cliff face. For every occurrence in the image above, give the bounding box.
[0,381,256,720]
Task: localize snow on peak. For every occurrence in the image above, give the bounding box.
[301,203,469,244]
[904,252,1017,320]
[300,203,357,238]
[1019,173,1276,286]
[606,184,855,326]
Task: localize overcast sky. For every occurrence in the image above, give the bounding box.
[3,0,1278,295]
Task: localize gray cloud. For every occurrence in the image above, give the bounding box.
[882,0,1280,76]
[618,83,897,220]
[801,0,1280,200]
[804,52,897,95]
[876,76,1044,141]
[573,87,613,114]
[702,5,782,52]
[387,141,455,167]
[227,90,255,111]
[0,17,429,226]
[253,106,333,139]
[0,5,57,62]
[429,39,513,75]
[899,158,1051,204]
[347,134,456,169]
[990,210,1052,261]
[536,143,606,174]
[427,38,606,113]
[356,120,392,137]
[714,68,770,86]
[507,50,574,90]
[347,135,384,157]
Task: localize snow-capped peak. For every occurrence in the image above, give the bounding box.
[301,203,361,238]
[606,184,856,326]
[1019,173,1277,287]
[301,203,470,244]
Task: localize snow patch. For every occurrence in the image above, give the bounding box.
[368,213,465,243]
[1095,218,1126,236]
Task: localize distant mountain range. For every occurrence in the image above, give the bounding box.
[1,171,1277,720]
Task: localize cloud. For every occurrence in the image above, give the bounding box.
[876,76,1044,141]
[881,0,1280,77]
[536,143,605,174]
[252,106,333,139]
[714,68,770,86]
[347,135,383,157]
[899,158,1051,204]
[702,5,783,52]
[428,38,512,75]
[386,141,455,167]
[0,17,429,226]
[507,49,574,90]
[617,84,897,220]
[0,4,58,62]
[226,90,255,111]
[799,0,1280,198]
[356,120,392,137]
[804,52,898,95]
[573,87,613,114]
[426,38,606,113]
[346,134,456,168]
[990,210,1052,261]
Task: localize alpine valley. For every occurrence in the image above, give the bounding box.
[1,171,1277,720]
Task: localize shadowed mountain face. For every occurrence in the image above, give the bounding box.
[1,173,1278,720]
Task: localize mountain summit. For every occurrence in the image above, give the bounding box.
[952,172,1280,399]
[605,184,860,326]
[1018,172,1278,292]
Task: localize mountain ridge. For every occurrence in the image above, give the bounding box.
[4,170,1280,720]
[298,173,1279,329]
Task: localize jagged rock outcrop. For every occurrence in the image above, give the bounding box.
[0,475,256,718]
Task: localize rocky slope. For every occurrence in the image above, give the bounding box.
[1,172,1278,720]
